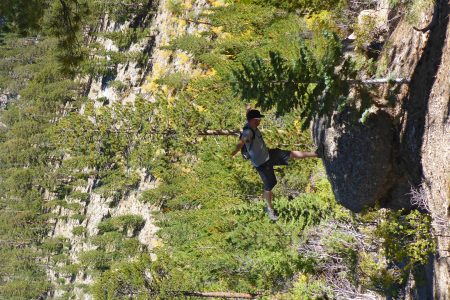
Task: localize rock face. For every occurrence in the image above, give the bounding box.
[314,0,449,298]
[417,0,450,297]
[313,109,397,212]
[85,0,209,105]
[46,172,159,300]
[45,0,211,298]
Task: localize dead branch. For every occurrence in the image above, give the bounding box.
[179,291,263,299]
[348,77,410,84]
[57,128,242,136]
[198,129,240,136]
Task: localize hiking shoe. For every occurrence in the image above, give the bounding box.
[264,206,279,221]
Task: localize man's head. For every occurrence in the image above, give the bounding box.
[246,109,264,127]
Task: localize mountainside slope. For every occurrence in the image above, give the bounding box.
[0,0,448,299]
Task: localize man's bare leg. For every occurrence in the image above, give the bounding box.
[290,151,317,159]
[263,190,274,210]
[263,190,278,220]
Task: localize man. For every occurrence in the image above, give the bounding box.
[231,109,319,221]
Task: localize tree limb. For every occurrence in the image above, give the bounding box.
[348,77,410,84]
[179,291,262,299]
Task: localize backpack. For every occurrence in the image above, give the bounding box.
[239,125,255,160]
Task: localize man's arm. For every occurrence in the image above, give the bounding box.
[231,139,245,157]
[231,129,252,157]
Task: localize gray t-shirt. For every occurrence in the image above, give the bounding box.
[241,124,269,167]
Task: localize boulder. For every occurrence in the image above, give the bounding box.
[313,108,400,212]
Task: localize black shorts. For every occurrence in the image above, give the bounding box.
[255,148,291,191]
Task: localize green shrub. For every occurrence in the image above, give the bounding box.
[101,28,151,51]
[70,213,86,222]
[358,252,401,296]
[97,215,146,236]
[79,233,143,274]
[69,191,90,202]
[57,263,81,277]
[282,275,333,299]
[109,80,128,93]
[90,254,153,300]
[72,226,87,236]
[79,250,111,272]
[376,209,436,272]
[44,199,82,211]
[42,236,70,254]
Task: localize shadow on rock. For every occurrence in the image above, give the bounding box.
[313,107,413,212]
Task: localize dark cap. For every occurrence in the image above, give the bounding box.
[246,109,265,121]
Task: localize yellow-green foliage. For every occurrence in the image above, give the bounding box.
[352,208,437,296]
[166,0,185,16]
[279,275,332,299]
[353,14,378,52]
[376,209,436,270]
[358,252,401,295]
[305,10,340,34]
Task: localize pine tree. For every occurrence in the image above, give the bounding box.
[0,34,78,298]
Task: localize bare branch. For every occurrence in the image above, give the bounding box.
[348,77,410,85]
[179,291,263,299]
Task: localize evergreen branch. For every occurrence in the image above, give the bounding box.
[58,0,79,46]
